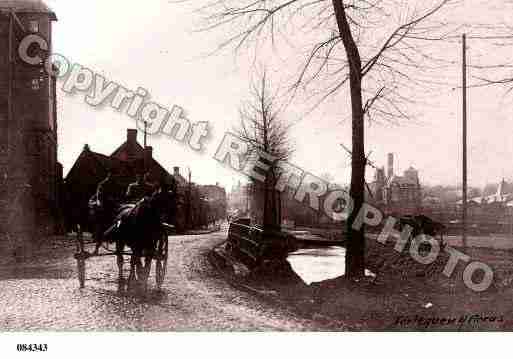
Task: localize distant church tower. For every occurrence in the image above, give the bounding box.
[0,1,60,235]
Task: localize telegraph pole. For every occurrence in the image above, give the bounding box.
[187,167,192,229]
[246,183,250,215]
[143,121,148,148]
[462,34,468,248]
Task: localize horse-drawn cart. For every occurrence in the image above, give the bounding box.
[73,187,177,292]
[74,223,174,291]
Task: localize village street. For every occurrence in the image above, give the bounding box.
[0,230,318,331]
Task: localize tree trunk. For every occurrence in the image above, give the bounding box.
[263,168,280,231]
[332,0,366,278]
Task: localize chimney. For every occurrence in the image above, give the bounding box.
[174,167,180,176]
[143,146,153,169]
[127,129,137,145]
[387,153,394,178]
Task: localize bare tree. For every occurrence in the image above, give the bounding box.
[464,23,513,93]
[235,71,293,231]
[187,0,455,278]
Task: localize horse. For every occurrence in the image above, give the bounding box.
[101,184,176,292]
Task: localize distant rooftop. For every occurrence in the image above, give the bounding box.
[387,174,419,187]
[457,179,513,205]
[0,0,56,20]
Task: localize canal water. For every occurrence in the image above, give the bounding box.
[287,246,375,285]
[287,246,346,285]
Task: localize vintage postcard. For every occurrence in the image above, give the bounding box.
[1,0,513,350]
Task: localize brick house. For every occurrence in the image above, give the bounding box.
[63,129,186,232]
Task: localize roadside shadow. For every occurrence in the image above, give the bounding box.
[92,279,170,304]
[0,264,75,281]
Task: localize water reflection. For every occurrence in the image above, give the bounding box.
[287,246,375,285]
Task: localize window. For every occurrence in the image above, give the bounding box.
[29,20,39,33]
[31,79,40,90]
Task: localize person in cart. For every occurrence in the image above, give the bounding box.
[125,173,155,203]
[93,171,121,254]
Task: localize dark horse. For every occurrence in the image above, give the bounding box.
[98,184,176,292]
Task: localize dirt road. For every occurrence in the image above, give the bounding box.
[0,231,318,331]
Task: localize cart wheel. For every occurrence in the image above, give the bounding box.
[77,258,86,288]
[75,227,86,288]
[156,235,168,289]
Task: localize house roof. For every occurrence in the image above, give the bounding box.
[458,193,513,205]
[66,140,181,186]
[386,174,418,187]
[0,0,57,20]
[65,148,117,184]
[422,196,441,204]
[459,179,513,205]
[110,140,145,160]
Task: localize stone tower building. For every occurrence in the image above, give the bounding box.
[0,1,60,235]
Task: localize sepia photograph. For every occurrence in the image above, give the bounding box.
[1,0,513,352]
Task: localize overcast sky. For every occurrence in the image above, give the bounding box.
[45,0,513,191]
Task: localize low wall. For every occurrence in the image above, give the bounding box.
[227,222,297,268]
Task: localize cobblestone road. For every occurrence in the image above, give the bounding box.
[0,231,316,331]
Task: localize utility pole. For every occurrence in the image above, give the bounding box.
[143,121,148,148]
[246,183,250,215]
[187,167,192,229]
[462,34,468,248]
